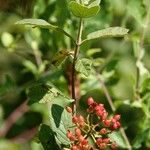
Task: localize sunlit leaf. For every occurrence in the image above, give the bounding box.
[109,131,127,148]
[86,27,129,41]
[1,32,14,48]
[15,19,75,42]
[27,83,73,106]
[75,58,92,77]
[23,60,38,75]
[68,1,100,18]
[49,104,73,145]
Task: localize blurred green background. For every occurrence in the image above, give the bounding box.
[0,0,150,149]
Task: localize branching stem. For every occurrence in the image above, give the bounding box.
[135,4,150,100]
[72,18,83,113]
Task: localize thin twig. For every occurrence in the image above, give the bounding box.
[11,127,38,143]
[0,100,28,137]
[96,74,116,112]
[96,73,132,150]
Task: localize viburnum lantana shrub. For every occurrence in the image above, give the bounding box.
[66,97,120,150]
[15,0,129,150]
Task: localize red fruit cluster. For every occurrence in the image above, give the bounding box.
[96,138,117,149]
[66,97,121,150]
[67,128,94,150]
[87,97,121,130]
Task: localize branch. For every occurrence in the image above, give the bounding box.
[11,127,38,143]
[72,18,83,113]
[0,100,28,137]
[96,73,132,150]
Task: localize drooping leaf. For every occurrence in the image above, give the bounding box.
[49,104,73,146]
[39,124,61,150]
[51,50,71,67]
[75,58,92,77]
[109,131,127,148]
[27,83,73,106]
[15,19,54,29]
[86,27,129,41]
[68,1,100,18]
[15,19,75,42]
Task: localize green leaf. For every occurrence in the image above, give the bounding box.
[68,1,100,18]
[86,27,129,41]
[15,19,55,28]
[39,124,61,150]
[27,83,73,106]
[1,32,14,48]
[15,19,75,42]
[51,50,71,67]
[127,0,145,25]
[77,0,101,7]
[23,60,38,75]
[75,58,92,77]
[109,131,127,148]
[86,48,102,57]
[105,59,118,72]
[49,104,73,146]
[133,128,150,149]
[88,0,101,7]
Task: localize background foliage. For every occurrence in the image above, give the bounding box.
[0,0,150,149]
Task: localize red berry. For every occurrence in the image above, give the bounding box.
[72,116,78,124]
[71,145,78,150]
[96,138,103,145]
[67,130,75,141]
[99,143,107,149]
[87,97,94,105]
[75,128,81,137]
[102,138,110,144]
[82,144,90,150]
[114,114,121,121]
[81,139,88,145]
[111,118,116,123]
[79,121,85,128]
[101,111,108,120]
[78,115,85,123]
[112,121,121,129]
[111,143,118,149]
[78,135,84,142]
[103,119,111,127]
[66,106,72,113]
[100,128,107,135]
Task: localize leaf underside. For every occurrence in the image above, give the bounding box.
[87,27,129,40]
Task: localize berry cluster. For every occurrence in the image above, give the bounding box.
[66,97,121,150]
